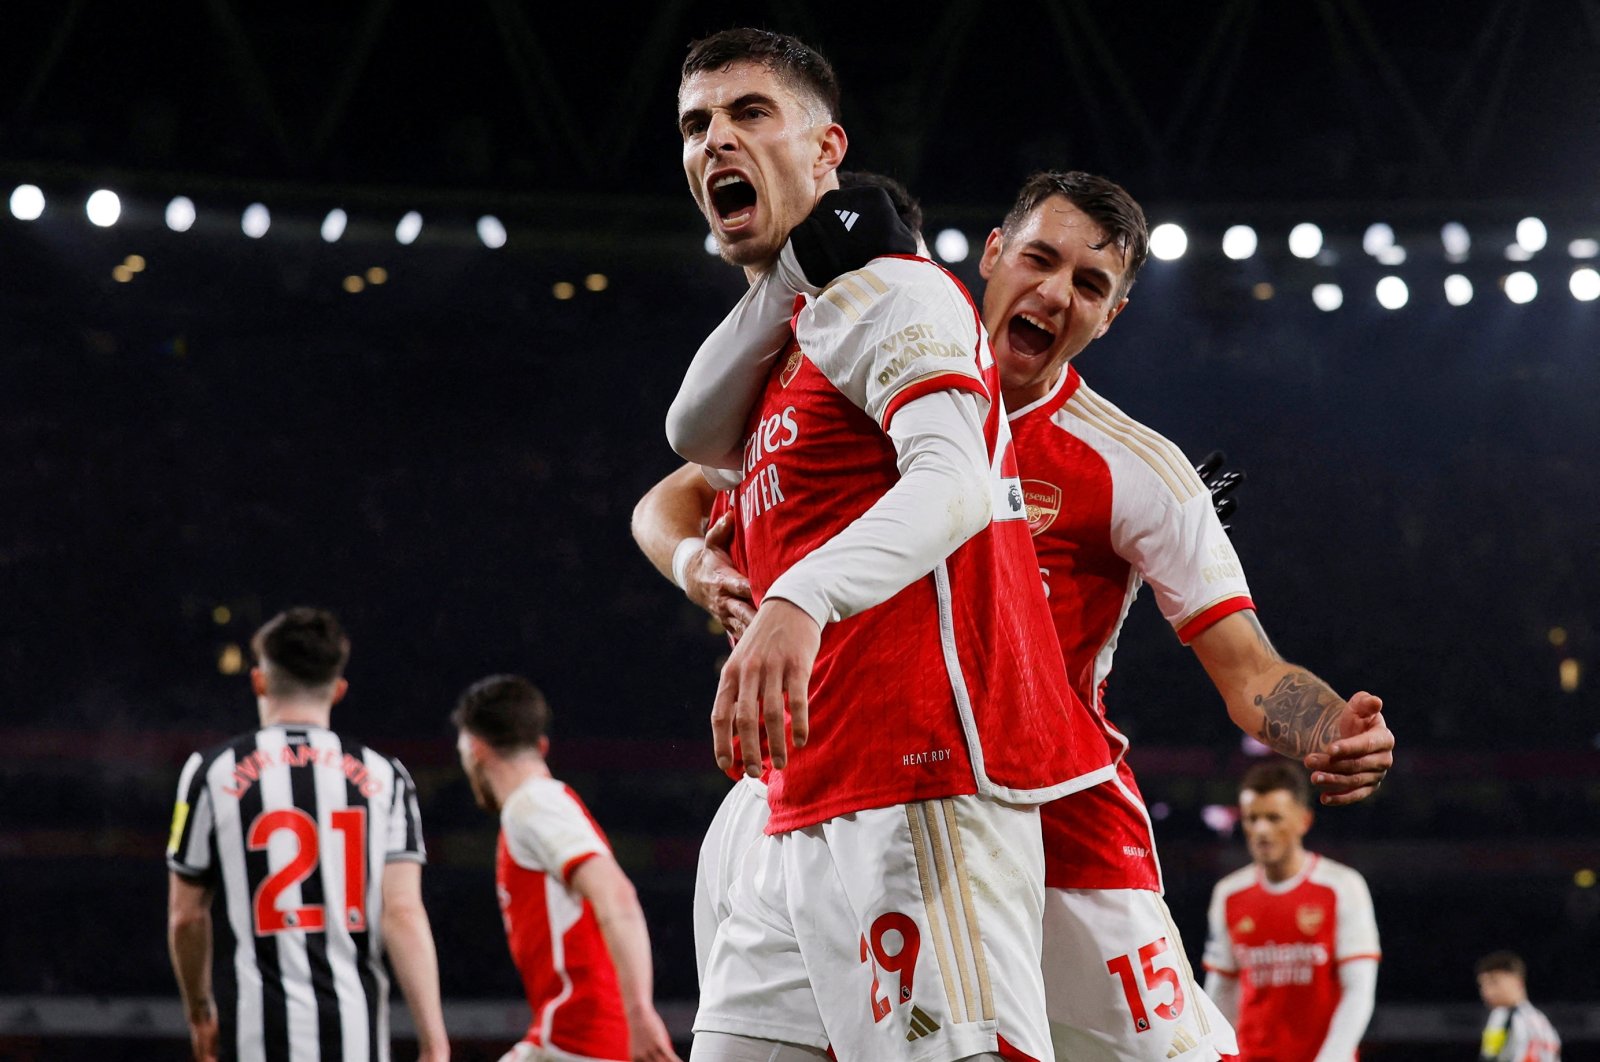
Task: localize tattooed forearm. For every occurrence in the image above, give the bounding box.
[1254,671,1344,758]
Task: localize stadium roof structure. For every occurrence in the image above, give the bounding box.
[1,0,1596,218]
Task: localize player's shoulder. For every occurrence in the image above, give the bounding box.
[1055,375,1206,504]
[191,728,267,768]
[1308,852,1370,887]
[819,255,976,326]
[501,775,583,823]
[1212,862,1258,900]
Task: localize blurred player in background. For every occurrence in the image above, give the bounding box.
[1203,762,1380,1062]
[451,674,680,1062]
[668,26,1113,1062]
[1476,951,1562,1062]
[166,607,448,1062]
[639,167,1393,1062]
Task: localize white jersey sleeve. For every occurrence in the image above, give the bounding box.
[1326,861,1381,961]
[500,777,610,882]
[1069,381,1253,641]
[166,750,215,879]
[1203,866,1250,974]
[796,257,989,429]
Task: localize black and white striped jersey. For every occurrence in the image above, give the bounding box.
[167,723,426,1062]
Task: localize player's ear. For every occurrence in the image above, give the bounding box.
[330,678,349,705]
[814,122,847,179]
[1095,296,1130,339]
[250,667,267,697]
[537,735,550,758]
[978,228,1005,280]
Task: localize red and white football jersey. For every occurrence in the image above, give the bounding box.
[1203,853,1381,1061]
[496,777,629,1061]
[1010,366,1255,890]
[738,256,1112,833]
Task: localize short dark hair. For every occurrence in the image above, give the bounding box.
[839,170,922,239]
[252,607,350,695]
[1001,171,1150,298]
[682,28,841,122]
[451,674,552,752]
[1240,760,1312,808]
[1476,951,1527,978]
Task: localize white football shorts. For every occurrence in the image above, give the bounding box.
[1042,887,1237,1062]
[695,794,1052,1062]
[694,775,771,984]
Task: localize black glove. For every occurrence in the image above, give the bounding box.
[1194,450,1244,530]
[786,186,918,288]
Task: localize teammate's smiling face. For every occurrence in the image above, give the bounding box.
[979,196,1129,408]
[1239,787,1312,876]
[679,60,846,272]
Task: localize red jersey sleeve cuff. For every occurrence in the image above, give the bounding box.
[560,850,602,883]
[1176,597,1255,645]
[1337,952,1382,964]
[1201,962,1239,977]
[880,372,989,431]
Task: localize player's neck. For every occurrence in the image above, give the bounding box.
[487,751,551,806]
[259,699,332,729]
[1260,847,1307,884]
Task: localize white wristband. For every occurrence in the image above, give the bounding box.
[670,536,705,590]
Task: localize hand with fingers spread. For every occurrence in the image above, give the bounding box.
[682,511,757,640]
[1194,449,1245,530]
[1303,692,1391,806]
[710,598,819,777]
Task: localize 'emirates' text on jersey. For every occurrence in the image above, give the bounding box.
[167,725,426,1062]
[737,256,1113,833]
[1011,366,1254,891]
[495,777,630,1061]
[1203,853,1381,1062]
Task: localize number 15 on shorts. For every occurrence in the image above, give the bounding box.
[1105,937,1185,1033]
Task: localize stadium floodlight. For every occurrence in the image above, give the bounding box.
[165,196,196,232]
[1311,283,1343,311]
[934,228,969,263]
[1441,222,1471,260]
[477,215,507,249]
[1362,222,1395,257]
[1149,222,1187,261]
[1504,271,1537,304]
[10,184,45,221]
[1571,267,1600,302]
[1375,276,1409,309]
[1570,238,1599,259]
[702,232,719,255]
[321,208,348,243]
[395,210,423,246]
[1444,274,1474,306]
[241,203,270,238]
[1288,222,1323,259]
[1505,243,1533,262]
[1516,217,1548,254]
[86,189,121,227]
[1375,245,1407,266]
[1222,225,1257,261]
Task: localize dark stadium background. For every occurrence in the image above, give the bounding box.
[1,2,1597,1058]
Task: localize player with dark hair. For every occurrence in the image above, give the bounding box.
[641,164,1393,1062]
[1477,951,1562,1062]
[668,26,1115,1062]
[1203,763,1380,1062]
[166,607,448,1062]
[452,675,680,1062]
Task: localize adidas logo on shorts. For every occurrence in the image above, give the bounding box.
[905,1005,941,1041]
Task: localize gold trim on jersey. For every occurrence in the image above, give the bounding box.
[1067,384,1205,502]
[818,268,887,322]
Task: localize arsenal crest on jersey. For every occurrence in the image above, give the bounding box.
[1022,480,1062,535]
[779,347,804,388]
[1296,904,1326,936]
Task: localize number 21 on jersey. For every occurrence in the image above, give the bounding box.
[247,807,368,936]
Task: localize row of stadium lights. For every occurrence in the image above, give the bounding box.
[710,216,1600,308]
[14,184,1600,307]
[6,184,511,249]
